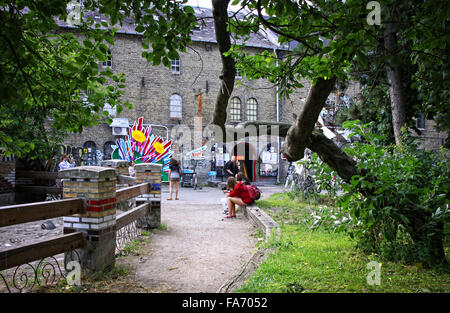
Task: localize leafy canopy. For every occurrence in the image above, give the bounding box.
[227,0,449,135]
[0,0,196,159]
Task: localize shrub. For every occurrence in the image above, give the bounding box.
[308,120,450,266]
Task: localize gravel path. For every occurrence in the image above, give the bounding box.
[126,185,283,293]
[129,186,258,293]
[0,185,283,293]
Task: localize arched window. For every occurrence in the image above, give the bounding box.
[170,94,182,119]
[103,141,115,160]
[247,98,258,121]
[102,49,112,68]
[83,141,97,166]
[229,97,241,121]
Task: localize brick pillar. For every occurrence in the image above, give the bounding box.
[101,159,135,212]
[101,159,130,185]
[0,153,15,205]
[135,163,162,229]
[59,166,117,275]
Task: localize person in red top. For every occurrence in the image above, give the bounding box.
[225,172,251,218]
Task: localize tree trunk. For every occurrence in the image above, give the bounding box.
[306,132,358,183]
[384,22,407,146]
[211,0,236,135]
[281,77,336,161]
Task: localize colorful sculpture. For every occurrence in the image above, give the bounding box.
[111,117,173,173]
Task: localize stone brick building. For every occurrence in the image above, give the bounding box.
[58,7,446,184]
[58,7,318,183]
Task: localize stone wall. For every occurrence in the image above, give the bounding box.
[418,119,448,153]
[68,37,286,147]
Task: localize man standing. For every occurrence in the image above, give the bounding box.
[223,155,239,179]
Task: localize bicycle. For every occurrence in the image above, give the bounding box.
[284,150,318,194]
[182,159,202,190]
[284,162,295,190]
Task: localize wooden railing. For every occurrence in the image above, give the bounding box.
[16,171,59,180]
[15,170,61,195]
[117,174,137,186]
[0,233,84,272]
[0,198,85,272]
[1,174,155,292]
[115,182,150,203]
[116,203,150,230]
[114,182,153,254]
[0,198,83,228]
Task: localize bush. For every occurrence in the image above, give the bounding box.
[308,120,450,266]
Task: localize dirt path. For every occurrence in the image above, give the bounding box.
[119,185,282,293]
[120,187,254,292]
[0,185,283,293]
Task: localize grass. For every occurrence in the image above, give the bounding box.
[235,192,450,293]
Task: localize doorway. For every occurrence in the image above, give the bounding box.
[232,142,257,182]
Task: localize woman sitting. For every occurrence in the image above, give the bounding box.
[221,176,237,215]
[225,172,252,219]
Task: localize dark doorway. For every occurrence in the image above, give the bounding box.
[103,141,115,160]
[232,142,256,182]
[83,141,97,166]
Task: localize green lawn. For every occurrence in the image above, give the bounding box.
[236,192,450,293]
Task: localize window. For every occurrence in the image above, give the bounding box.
[83,141,97,166]
[102,49,112,68]
[171,59,180,74]
[229,97,241,121]
[417,112,425,130]
[247,98,258,121]
[103,141,115,160]
[170,94,182,119]
[81,88,94,107]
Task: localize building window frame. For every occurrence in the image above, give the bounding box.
[247,98,258,121]
[170,58,181,75]
[229,97,242,121]
[170,94,182,120]
[102,49,112,69]
[417,112,425,130]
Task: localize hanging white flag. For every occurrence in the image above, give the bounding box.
[322,126,336,139]
[318,114,325,126]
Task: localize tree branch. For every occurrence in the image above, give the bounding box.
[281,76,336,161]
[211,0,236,134]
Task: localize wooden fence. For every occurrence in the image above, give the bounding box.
[0,173,155,293]
[0,197,85,293]
[15,171,62,195]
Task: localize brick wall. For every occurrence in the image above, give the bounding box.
[0,153,15,205]
[418,119,448,153]
[60,33,366,183]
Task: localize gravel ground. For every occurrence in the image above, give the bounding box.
[0,185,283,293]
[125,185,282,293]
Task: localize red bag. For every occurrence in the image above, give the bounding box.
[245,184,261,204]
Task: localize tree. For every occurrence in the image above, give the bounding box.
[215,0,448,263]
[0,0,196,161]
[211,0,236,135]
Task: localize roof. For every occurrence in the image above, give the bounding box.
[57,6,291,51]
